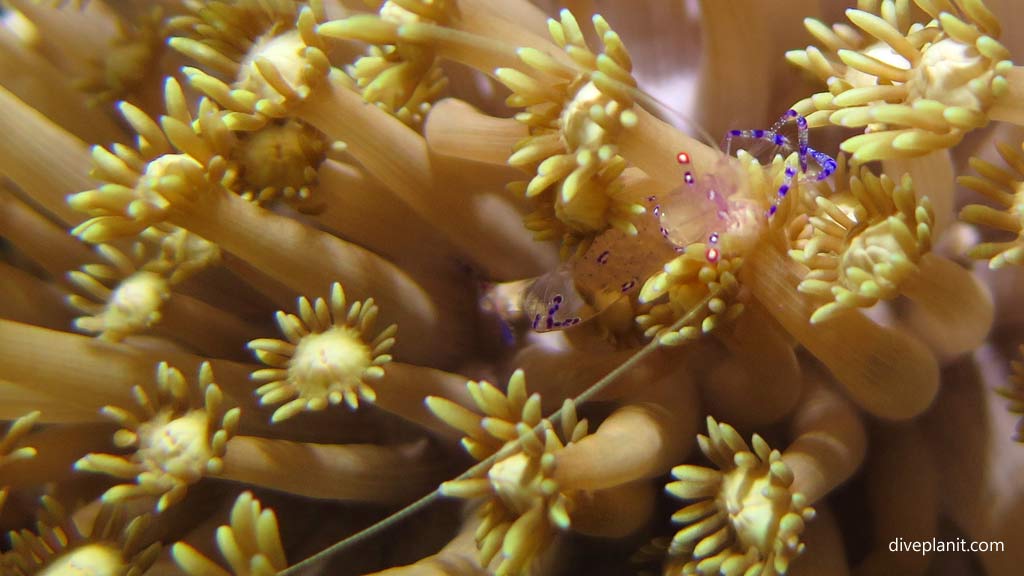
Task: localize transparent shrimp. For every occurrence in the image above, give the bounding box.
[521,151,748,332]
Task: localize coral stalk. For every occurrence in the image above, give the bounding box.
[313,159,468,281]
[0,84,93,225]
[424,98,527,168]
[744,241,939,420]
[373,362,475,438]
[0,26,124,144]
[366,515,485,575]
[617,106,724,189]
[883,150,955,234]
[782,376,867,505]
[0,422,114,490]
[553,367,699,491]
[900,253,994,360]
[154,187,469,366]
[569,480,656,539]
[216,437,443,503]
[0,262,75,330]
[297,71,542,280]
[0,319,263,426]
[707,304,803,428]
[0,187,94,280]
[852,424,938,576]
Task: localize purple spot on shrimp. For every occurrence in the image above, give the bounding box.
[768,204,778,216]
[621,280,636,292]
[597,250,610,264]
[753,129,765,138]
[730,130,742,136]
[709,232,719,244]
[779,184,790,197]
[647,195,657,203]
[774,134,785,146]
[532,314,541,329]
[552,294,563,304]
[788,109,798,117]
[684,172,695,184]
[546,317,554,329]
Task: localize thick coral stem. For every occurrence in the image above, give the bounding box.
[373,363,475,438]
[0,319,264,426]
[0,188,94,280]
[314,160,466,281]
[782,377,867,505]
[900,253,994,361]
[0,27,124,144]
[695,0,773,137]
[852,424,938,576]
[745,242,939,420]
[0,262,75,330]
[883,150,955,234]
[617,105,724,189]
[424,98,526,168]
[570,480,656,539]
[159,294,264,360]
[0,84,93,225]
[709,304,802,428]
[553,371,698,491]
[0,423,114,489]
[298,71,542,280]
[366,516,484,575]
[216,437,444,503]
[164,188,469,366]
[512,343,636,412]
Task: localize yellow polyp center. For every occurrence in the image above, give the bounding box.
[840,220,917,295]
[552,178,609,232]
[233,120,326,196]
[380,1,423,25]
[102,42,153,94]
[288,327,372,402]
[719,468,785,553]
[238,30,307,101]
[136,410,212,483]
[489,452,541,515]
[560,82,615,152]
[134,154,205,212]
[910,38,995,109]
[103,271,170,332]
[39,542,124,576]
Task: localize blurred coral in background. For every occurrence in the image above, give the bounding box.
[1,0,1023,575]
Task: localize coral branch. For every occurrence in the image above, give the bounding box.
[216,437,443,503]
[745,242,939,420]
